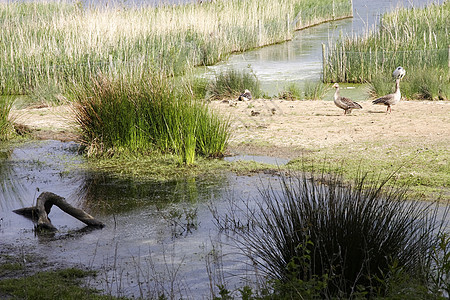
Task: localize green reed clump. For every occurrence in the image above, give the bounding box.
[369,68,449,100]
[226,171,449,298]
[324,2,449,99]
[0,96,15,141]
[0,0,352,96]
[279,83,302,100]
[303,80,330,100]
[72,74,230,163]
[208,68,262,99]
[279,81,329,100]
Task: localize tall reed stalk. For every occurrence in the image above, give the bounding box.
[0,0,352,95]
[323,2,449,99]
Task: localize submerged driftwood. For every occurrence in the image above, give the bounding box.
[14,192,104,231]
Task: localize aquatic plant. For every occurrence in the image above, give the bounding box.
[207,68,262,100]
[0,0,352,96]
[0,96,15,140]
[71,74,230,163]
[279,83,302,100]
[302,80,330,100]
[222,170,449,298]
[324,2,449,99]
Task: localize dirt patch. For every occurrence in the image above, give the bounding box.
[210,98,450,158]
[10,99,450,158]
[11,105,79,142]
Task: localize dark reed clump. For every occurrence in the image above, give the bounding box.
[230,171,449,298]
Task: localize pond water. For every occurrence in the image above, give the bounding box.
[204,0,445,96]
[0,140,285,298]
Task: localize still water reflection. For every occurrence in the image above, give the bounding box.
[0,140,278,298]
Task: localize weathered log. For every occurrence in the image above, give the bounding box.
[14,192,105,231]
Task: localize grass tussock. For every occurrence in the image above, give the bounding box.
[0,96,15,141]
[207,68,262,99]
[324,2,449,99]
[71,73,230,163]
[0,0,352,96]
[220,170,449,298]
[279,81,330,100]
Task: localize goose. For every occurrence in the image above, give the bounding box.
[372,78,401,113]
[333,83,362,115]
[238,89,252,101]
[393,66,406,80]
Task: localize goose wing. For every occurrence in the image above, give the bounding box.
[341,96,362,109]
[372,94,394,105]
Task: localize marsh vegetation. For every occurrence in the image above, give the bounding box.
[1,1,449,299]
[0,0,352,96]
[212,171,450,299]
[324,2,449,100]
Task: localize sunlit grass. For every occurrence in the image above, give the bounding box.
[287,141,450,201]
[0,0,352,96]
[207,68,262,99]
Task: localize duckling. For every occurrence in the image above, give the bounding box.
[333,83,362,115]
[238,89,252,101]
[372,78,401,113]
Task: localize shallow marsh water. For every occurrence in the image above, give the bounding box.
[1,140,449,298]
[0,140,284,298]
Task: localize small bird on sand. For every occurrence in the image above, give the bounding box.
[333,83,362,115]
[238,89,252,101]
[250,110,260,116]
[372,78,401,113]
[392,66,406,80]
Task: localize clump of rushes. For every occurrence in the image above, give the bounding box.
[302,80,330,100]
[0,0,352,96]
[324,2,449,99]
[226,170,449,298]
[207,68,262,99]
[71,74,230,163]
[0,96,15,140]
[279,83,302,100]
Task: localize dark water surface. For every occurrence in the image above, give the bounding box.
[0,140,283,298]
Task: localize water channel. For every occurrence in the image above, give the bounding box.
[205,0,445,96]
[0,0,447,298]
